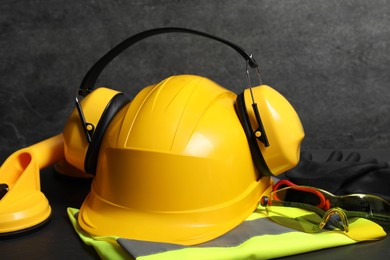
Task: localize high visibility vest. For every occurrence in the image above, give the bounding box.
[67,207,386,260]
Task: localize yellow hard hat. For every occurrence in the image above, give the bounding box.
[73,75,273,245]
[62,28,304,245]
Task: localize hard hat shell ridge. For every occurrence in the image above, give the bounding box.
[77,75,272,245]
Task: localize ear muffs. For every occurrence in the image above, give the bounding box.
[235,91,272,177]
[63,88,128,174]
[237,85,304,176]
[64,27,303,176]
[84,93,130,174]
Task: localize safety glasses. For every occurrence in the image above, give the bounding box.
[260,184,390,240]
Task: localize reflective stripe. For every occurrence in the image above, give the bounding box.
[118,216,295,258]
[68,208,377,260]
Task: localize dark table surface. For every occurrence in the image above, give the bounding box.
[1,150,389,259]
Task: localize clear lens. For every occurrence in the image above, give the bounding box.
[261,185,390,239]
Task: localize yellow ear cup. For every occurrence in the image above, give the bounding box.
[63,88,125,173]
[241,85,304,175]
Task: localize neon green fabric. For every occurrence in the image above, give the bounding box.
[67,208,131,260]
[67,207,386,260]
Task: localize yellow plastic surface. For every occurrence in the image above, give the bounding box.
[0,134,64,233]
[63,87,122,172]
[243,86,304,175]
[78,75,272,245]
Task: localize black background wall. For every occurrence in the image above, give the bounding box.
[1,0,389,163]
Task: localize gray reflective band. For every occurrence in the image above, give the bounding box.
[117,216,296,258]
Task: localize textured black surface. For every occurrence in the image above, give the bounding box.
[1,0,390,163]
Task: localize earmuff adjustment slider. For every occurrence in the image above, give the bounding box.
[247,55,258,69]
[75,97,94,143]
[252,103,270,147]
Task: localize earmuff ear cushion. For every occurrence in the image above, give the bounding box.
[235,92,272,177]
[84,93,130,175]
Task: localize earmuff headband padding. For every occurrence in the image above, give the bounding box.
[79,27,258,96]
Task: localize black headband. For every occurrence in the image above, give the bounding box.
[78,27,258,96]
